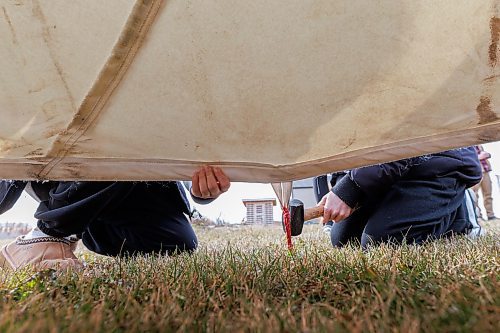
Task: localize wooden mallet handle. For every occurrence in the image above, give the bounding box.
[304,205,324,221]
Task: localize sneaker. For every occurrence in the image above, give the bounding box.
[322,224,332,234]
[487,216,498,221]
[464,189,486,239]
[322,220,334,234]
[0,236,82,270]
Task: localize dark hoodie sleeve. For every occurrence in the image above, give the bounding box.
[331,156,428,208]
[0,181,27,215]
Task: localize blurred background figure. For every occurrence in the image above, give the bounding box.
[313,172,347,233]
[473,145,497,221]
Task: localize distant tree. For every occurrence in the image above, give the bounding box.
[215,213,227,226]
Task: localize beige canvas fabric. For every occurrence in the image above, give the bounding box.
[1,0,499,182]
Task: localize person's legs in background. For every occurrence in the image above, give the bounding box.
[473,172,497,220]
[472,181,483,220]
[480,172,496,220]
[313,175,333,233]
[314,173,348,233]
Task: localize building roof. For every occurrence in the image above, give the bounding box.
[242,198,277,206]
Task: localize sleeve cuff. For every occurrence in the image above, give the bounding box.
[189,188,216,205]
[331,175,364,208]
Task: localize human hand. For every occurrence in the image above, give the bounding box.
[478,151,490,160]
[318,192,353,223]
[191,166,230,199]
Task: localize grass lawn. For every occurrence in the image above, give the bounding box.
[0,223,499,332]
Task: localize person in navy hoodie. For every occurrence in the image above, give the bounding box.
[0,166,230,270]
[317,147,483,248]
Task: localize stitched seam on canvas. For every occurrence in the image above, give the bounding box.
[37,0,164,179]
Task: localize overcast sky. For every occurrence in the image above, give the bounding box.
[1,141,500,225]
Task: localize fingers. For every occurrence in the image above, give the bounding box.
[205,166,222,198]
[323,206,352,223]
[191,170,203,198]
[318,195,327,206]
[322,192,353,223]
[191,166,231,199]
[195,166,213,198]
[317,196,328,224]
[213,167,230,192]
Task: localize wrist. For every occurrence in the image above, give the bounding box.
[331,175,363,209]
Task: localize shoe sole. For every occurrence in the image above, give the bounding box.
[0,247,13,270]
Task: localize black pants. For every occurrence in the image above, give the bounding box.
[28,181,197,256]
[330,177,473,248]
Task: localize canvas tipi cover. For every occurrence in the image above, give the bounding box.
[1,0,499,182]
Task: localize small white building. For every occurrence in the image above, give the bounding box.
[242,198,276,224]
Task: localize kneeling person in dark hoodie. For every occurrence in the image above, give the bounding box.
[317,147,483,248]
[0,166,230,270]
